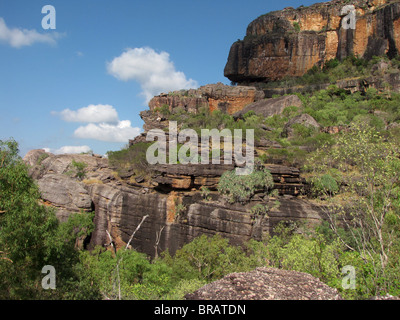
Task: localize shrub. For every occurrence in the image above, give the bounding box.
[218,166,274,204]
[107,142,153,178]
[323,58,340,71]
[167,234,250,282]
[36,152,49,165]
[310,174,339,196]
[249,204,272,218]
[200,186,211,201]
[71,160,88,180]
[293,21,301,32]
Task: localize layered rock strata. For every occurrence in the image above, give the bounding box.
[142,83,265,129]
[25,149,324,257]
[224,0,400,83]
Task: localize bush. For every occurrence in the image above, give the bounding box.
[218,166,274,204]
[107,142,153,178]
[71,160,87,180]
[293,21,301,32]
[310,174,339,196]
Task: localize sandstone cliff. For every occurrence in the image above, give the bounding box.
[25,148,325,257]
[144,83,264,125]
[224,0,400,83]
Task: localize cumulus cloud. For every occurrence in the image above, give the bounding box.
[44,145,92,155]
[53,104,141,143]
[74,120,141,142]
[107,47,198,103]
[0,17,63,48]
[54,104,119,124]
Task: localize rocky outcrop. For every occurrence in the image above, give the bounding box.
[262,59,400,98]
[185,267,342,300]
[25,149,327,257]
[24,149,113,221]
[147,83,265,118]
[282,114,322,139]
[38,174,93,221]
[233,95,303,119]
[224,0,400,84]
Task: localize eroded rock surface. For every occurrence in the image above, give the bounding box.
[24,149,327,257]
[185,267,342,300]
[225,0,400,83]
[147,83,265,119]
[233,95,303,119]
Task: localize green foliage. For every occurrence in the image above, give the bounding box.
[310,174,339,196]
[250,203,270,216]
[293,21,301,32]
[107,142,153,178]
[153,104,171,117]
[264,221,400,299]
[305,124,400,296]
[323,58,340,70]
[218,166,274,204]
[0,139,97,299]
[71,160,87,180]
[166,234,260,282]
[163,279,207,300]
[36,152,49,165]
[175,202,186,217]
[200,186,211,201]
[282,105,300,119]
[78,247,173,300]
[263,54,390,89]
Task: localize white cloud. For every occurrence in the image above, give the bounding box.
[74,120,141,142]
[107,47,198,103]
[54,104,119,124]
[53,104,141,143]
[44,145,92,155]
[0,17,63,48]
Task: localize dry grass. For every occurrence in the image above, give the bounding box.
[82,178,104,185]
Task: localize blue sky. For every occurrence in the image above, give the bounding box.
[0,0,318,156]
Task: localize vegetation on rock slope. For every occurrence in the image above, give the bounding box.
[2,54,400,299]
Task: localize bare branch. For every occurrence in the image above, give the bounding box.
[125,215,149,250]
[105,230,117,256]
[154,226,165,259]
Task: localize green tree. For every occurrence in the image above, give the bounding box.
[218,165,274,204]
[71,159,87,180]
[0,139,98,299]
[305,125,400,295]
[167,234,250,282]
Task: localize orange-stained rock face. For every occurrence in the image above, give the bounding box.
[147,83,265,117]
[225,0,400,83]
[394,18,400,53]
[326,31,339,60]
[166,191,180,223]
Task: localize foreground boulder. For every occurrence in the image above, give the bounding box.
[185,267,342,300]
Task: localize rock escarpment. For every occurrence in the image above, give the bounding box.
[141,83,265,131]
[224,0,400,83]
[25,149,324,257]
